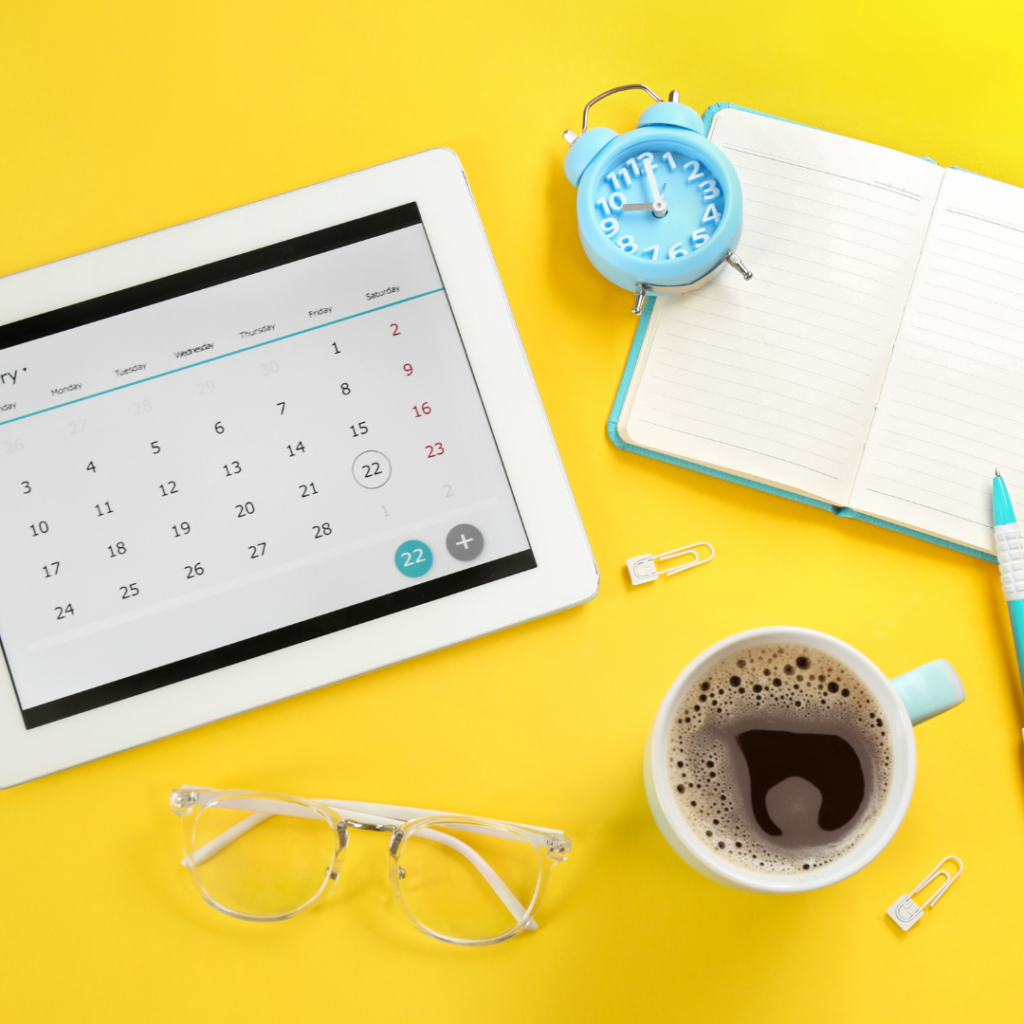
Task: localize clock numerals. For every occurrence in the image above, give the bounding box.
[683,159,704,182]
[606,168,631,190]
[595,192,625,216]
[699,179,721,201]
[606,153,661,192]
[596,151,723,262]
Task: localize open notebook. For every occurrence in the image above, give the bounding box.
[610,104,1024,561]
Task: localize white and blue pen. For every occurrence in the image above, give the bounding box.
[993,469,1024,740]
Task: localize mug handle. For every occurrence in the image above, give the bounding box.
[890,660,966,726]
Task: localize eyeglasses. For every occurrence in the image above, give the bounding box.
[169,787,572,946]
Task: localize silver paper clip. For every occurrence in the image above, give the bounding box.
[886,856,963,931]
[626,542,715,586]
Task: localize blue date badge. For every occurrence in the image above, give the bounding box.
[395,539,433,578]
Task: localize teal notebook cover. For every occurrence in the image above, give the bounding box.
[605,103,997,565]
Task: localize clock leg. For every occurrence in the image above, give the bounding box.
[726,251,754,280]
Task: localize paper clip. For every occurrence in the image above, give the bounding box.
[886,856,963,931]
[626,542,715,586]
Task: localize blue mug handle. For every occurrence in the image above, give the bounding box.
[890,660,966,725]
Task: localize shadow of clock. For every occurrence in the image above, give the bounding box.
[737,730,866,846]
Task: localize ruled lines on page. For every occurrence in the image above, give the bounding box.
[618,108,942,506]
[851,169,1024,553]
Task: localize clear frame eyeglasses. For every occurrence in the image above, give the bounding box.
[170,787,572,946]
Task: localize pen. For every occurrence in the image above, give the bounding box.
[993,469,1024,740]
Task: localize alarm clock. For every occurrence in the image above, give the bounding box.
[563,84,752,314]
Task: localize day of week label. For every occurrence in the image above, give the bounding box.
[239,324,275,339]
[114,363,146,377]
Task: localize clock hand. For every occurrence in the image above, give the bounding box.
[621,191,668,216]
[642,158,669,217]
[621,195,667,212]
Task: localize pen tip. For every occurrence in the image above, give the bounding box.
[996,468,1003,477]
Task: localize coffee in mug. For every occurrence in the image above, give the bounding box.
[668,642,891,874]
[645,627,966,893]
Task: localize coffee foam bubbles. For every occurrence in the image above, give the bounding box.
[667,643,893,875]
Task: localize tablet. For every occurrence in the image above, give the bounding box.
[0,149,598,787]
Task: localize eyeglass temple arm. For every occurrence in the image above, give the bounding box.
[316,797,565,839]
[176,790,565,839]
[184,798,539,930]
[183,799,331,868]
[184,811,272,868]
[416,826,538,931]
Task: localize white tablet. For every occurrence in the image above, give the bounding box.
[0,149,598,788]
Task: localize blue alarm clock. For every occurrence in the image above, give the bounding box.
[563,84,752,314]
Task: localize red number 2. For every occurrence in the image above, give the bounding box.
[390,323,401,336]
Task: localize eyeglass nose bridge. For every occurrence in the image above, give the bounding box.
[340,819,404,857]
[345,820,400,832]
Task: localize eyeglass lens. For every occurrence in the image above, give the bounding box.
[192,798,337,919]
[395,822,542,942]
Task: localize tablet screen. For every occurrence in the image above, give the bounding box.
[0,204,534,727]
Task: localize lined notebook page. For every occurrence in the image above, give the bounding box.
[618,108,942,506]
[850,170,1024,553]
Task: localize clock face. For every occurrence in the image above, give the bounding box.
[591,141,727,267]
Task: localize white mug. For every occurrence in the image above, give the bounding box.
[644,626,965,893]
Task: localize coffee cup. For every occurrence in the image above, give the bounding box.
[644,626,965,893]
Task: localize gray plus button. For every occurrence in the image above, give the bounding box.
[445,523,484,562]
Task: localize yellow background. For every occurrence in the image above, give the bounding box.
[1,2,1022,1019]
